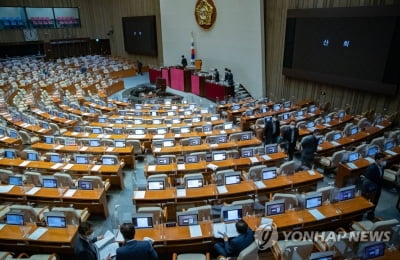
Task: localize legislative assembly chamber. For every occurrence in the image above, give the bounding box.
[0,0,399,260]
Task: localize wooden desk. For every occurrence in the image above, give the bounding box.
[0,158,124,189]
[0,185,109,217]
[58,104,99,121]
[0,112,51,135]
[31,108,77,127]
[0,224,78,254]
[298,114,353,137]
[0,135,23,149]
[84,101,117,113]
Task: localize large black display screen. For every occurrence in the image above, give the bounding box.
[283,6,400,95]
[122,15,157,56]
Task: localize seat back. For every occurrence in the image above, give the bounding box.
[0,169,13,184]
[126,139,143,154]
[81,176,103,189]
[247,165,266,181]
[231,199,254,216]
[331,150,347,167]
[51,207,79,225]
[24,171,42,186]
[277,161,295,175]
[371,219,399,232]
[237,241,259,260]
[282,240,314,260]
[18,130,30,144]
[186,205,212,222]
[54,172,74,188]
[137,207,164,225]
[272,193,298,210]
[9,205,38,223]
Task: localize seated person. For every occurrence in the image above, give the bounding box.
[214,219,254,258]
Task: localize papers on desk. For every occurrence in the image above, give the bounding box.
[28,227,48,240]
[106,147,114,152]
[365,157,375,163]
[153,135,165,139]
[308,170,316,175]
[95,230,115,250]
[91,165,101,171]
[95,230,119,260]
[207,163,218,171]
[19,161,30,167]
[346,162,357,169]
[219,130,226,134]
[55,145,64,149]
[154,148,161,153]
[0,136,9,141]
[261,217,273,225]
[254,180,266,189]
[330,141,340,146]
[213,222,239,238]
[323,123,331,127]
[71,132,78,136]
[103,135,111,138]
[249,157,259,164]
[217,185,228,194]
[209,144,218,148]
[65,120,72,123]
[25,187,40,195]
[0,185,14,193]
[174,134,181,138]
[308,209,325,220]
[386,150,398,156]
[177,164,185,170]
[176,189,186,197]
[376,125,384,129]
[128,134,145,139]
[98,134,104,138]
[147,165,156,171]
[64,164,74,170]
[262,155,271,160]
[80,146,88,151]
[134,190,146,199]
[51,163,63,169]
[64,189,77,197]
[38,128,46,133]
[189,225,203,238]
[309,113,315,116]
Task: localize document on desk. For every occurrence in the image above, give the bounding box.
[80,146,88,151]
[177,164,185,170]
[55,145,64,149]
[106,147,114,152]
[0,185,14,193]
[154,148,161,153]
[95,230,115,250]
[254,181,266,189]
[217,185,228,194]
[174,134,181,138]
[134,190,146,199]
[19,161,30,167]
[219,130,226,134]
[98,242,119,260]
[128,134,145,139]
[323,123,331,127]
[64,189,77,197]
[262,155,271,160]
[25,187,40,195]
[189,225,203,238]
[91,165,101,171]
[176,189,186,197]
[365,157,375,163]
[28,227,48,240]
[346,162,357,169]
[153,135,165,139]
[103,135,111,138]
[249,157,259,164]
[308,170,316,175]
[376,125,384,129]
[147,165,156,171]
[330,141,340,146]
[64,164,74,170]
[261,217,273,225]
[308,209,325,220]
[207,163,218,171]
[213,223,239,238]
[71,132,78,136]
[98,134,104,138]
[0,136,9,141]
[385,150,398,155]
[51,163,64,169]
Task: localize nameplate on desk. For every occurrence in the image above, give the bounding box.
[217,185,228,194]
[209,144,218,148]
[308,170,316,175]
[323,123,331,127]
[28,227,48,240]
[261,217,273,225]
[207,163,218,171]
[0,136,9,141]
[98,134,104,138]
[376,125,384,129]
[64,164,74,170]
[154,148,161,153]
[166,124,172,127]
[249,115,255,118]
[25,187,40,195]
[147,165,156,171]
[84,133,90,137]
[385,150,398,156]
[0,185,14,193]
[220,130,226,134]
[64,189,77,197]
[204,131,212,135]
[153,135,165,139]
[177,189,186,197]
[108,124,114,127]
[308,209,325,220]
[21,123,29,127]
[106,147,114,152]
[92,165,101,171]
[177,164,185,170]
[134,190,146,199]
[51,163,64,169]
[255,181,266,189]
[38,129,46,133]
[365,157,375,163]
[55,145,64,149]
[174,134,181,138]
[50,116,56,119]
[19,161,30,167]
[104,135,111,138]
[330,141,340,146]
[249,157,259,163]
[80,146,88,151]
[189,225,202,238]
[128,134,145,139]
[346,162,357,169]
[262,155,271,160]
[65,120,72,123]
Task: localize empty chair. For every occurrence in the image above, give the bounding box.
[49,123,67,135]
[319,149,347,172]
[383,167,400,185]
[100,155,120,165]
[147,174,170,188]
[183,173,204,187]
[151,139,164,148]
[81,176,110,191]
[126,139,144,156]
[351,218,399,233]
[231,199,254,216]
[53,172,75,188]
[277,161,295,175]
[9,204,49,223]
[370,136,385,151]
[101,139,115,147]
[215,169,237,186]
[0,169,13,184]
[228,132,244,142]
[24,171,42,186]
[172,252,210,260]
[237,241,259,260]
[357,117,371,129]
[186,205,212,222]
[137,206,165,225]
[343,123,355,136]
[213,124,224,131]
[272,193,298,210]
[316,186,335,203]
[324,130,336,142]
[254,145,265,155]
[51,207,90,224]
[271,239,314,260]
[17,253,59,260]
[188,152,207,161]
[354,143,368,157]
[18,130,40,145]
[246,165,267,181]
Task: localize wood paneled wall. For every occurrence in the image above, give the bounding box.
[265,0,400,120]
[0,0,163,66]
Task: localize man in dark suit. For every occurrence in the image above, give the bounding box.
[362,152,387,220]
[300,129,321,168]
[74,222,111,260]
[214,220,254,258]
[214,68,220,82]
[227,69,234,87]
[181,55,188,68]
[116,223,158,260]
[282,120,299,160]
[264,114,280,144]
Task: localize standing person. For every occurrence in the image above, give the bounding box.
[227,69,234,87]
[214,220,254,258]
[74,222,111,260]
[300,129,321,169]
[224,68,229,81]
[136,60,143,75]
[282,120,299,160]
[264,114,280,144]
[362,152,387,220]
[214,68,220,82]
[181,55,188,68]
[116,223,158,260]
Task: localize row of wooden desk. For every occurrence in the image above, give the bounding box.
[0,112,51,135]
[0,157,124,189]
[31,108,78,127]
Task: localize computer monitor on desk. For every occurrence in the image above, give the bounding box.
[284,101,291,109]
[42,178,57,188]
[92,127,102,134]
[132,213,153,229]
[273,104,281,111]
[224,122,233,130]
[221,205,243,222]
[324,116,331,124]
[44,136,54,144]
[78,180,93,190]
[89,139,101,147]
[232,104,241,110]
[280,113,290,121]
[102,156,116,165]
[333,132,342,141]
[65,137,76,146]
[98,117,107,123]
[115,139,126,148]
[156,157,171,165]
[350,126,359,135]
[261,167,277,180]
[384,140,395,151]
[47,215,67,228]
[367,145,379,157]
[9,175,23,186]
[6,213,24,225]
[115,118,124,124]
[134,119,143,125]
[75,154,89,164]
[27,151,39,161]
[74,126,83,132]
[50,154,62,163]
[347,152,359,163]
[304,192,323,209]
[265,199,285,216]
[241,132,252,141]
[192,117,201,123]
[358,242,385,260]
[259,106,268,114]
[157,128,168,135]
[40,121,49,129]
[224,172,241,185]
[189,137,201,146]
[309,251,334,260]
[177,211,199,226]
[185,155,199,164]
[212,151,227,161]
[147,179,165,190]
[180,126,191,134]
[265,144,278,154]
[335,185,355,202]
[134,128,145,135]
[162,139,175,147]
[113,128,124,135]
[309,105,316,113]
[185,177,203,189]
[216,135,227,144]
[241,147,254,158]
